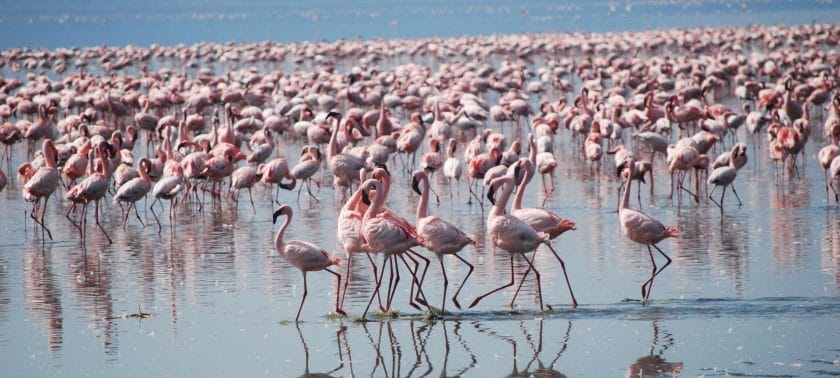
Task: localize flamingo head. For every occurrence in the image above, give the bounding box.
[279,177,296,191]
[272,204,292,224]
[486,185,496,205]
[411,170,425,195]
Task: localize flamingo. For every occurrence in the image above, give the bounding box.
[64,143,113,244]
[619,158,679,301]
[830,157,840,203]
[272,204,345,321]
[818,145,840,203]
[113,157,152,227]
[230,165,258,211]
[336,169,380,310]
[327,112,368,199]
[359,176,427,318]
[22,139,60,240]
[260,157,296,204]
[150,164,184,232]
[290,145,322,202]
[442,138,462,200]
[510,159,578,307]
[469,175,550,311]
[707,146,744,216]
[411,170,475,313]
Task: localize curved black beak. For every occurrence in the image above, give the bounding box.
[615,161,626,178]
[279,178,297,190]
[272,207,284,224]
[411,177,421,195]
[361,190,371,206]
[487,186,496,205]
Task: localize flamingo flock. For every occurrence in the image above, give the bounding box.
[1,22,839,321]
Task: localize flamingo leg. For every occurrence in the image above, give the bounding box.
[306,180,319,202]
[408,249,430,305]
[66,203,82,232]
[398,253,431,313]
[509,252,534,308]
[121,202,132,228]
[386,255,399,311]
[39,195,53,240]
[133,201,146,227]
[709,185,722,210]
[248,188,256,213]
[642,244,673,301]
[366,253,385,311]
[544,242,578,308]
[362,254,389,319]
[641,245,658,300]
[520,251,544,312]
[324,268,347,316]
[150,198,162,233]
[731,183,742,205]
[469,256,515,308]
[437,255,448,314]
[340,253,353,310]
[94,199,113,244]
[295,272,308,321]
[450,253,474,310]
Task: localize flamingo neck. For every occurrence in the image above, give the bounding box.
[528,138,537,164]
[139,162,150,181]
[620,166,632,211]
[274,211,291,255]
[365,181,386,221]
[513,162,532,211]
[327,116,341,160]
[491,178,513,217]
[416,174,429,221]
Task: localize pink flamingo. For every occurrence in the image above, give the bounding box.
[359,176,427,318]
[818,144,840,202]
[442,138,462,200]
[327,112,368,199]
[411,170,475,312]
[509,159,578,307]
[469,175,550,311]
[336,169,380,310]
[113,158,152,227]
[64,143,113,244]
[150,165,184,232]
[290,145,322,202]
[22,139,60,240]
[371,167,432,311]
[272,204,346,321]
[230,165,258,211]
[619,158,679,301]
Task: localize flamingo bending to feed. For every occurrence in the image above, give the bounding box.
[272,204,345,321]
[411,170,475,313]
[619,158,679,301]
[708,144,745,215]
[469,175,551,311]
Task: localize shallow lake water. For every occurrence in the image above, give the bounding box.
[2,1,840,377]
[2,109,840,375]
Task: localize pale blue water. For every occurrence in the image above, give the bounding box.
[1,0,839,49]
[1,1,840,377]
